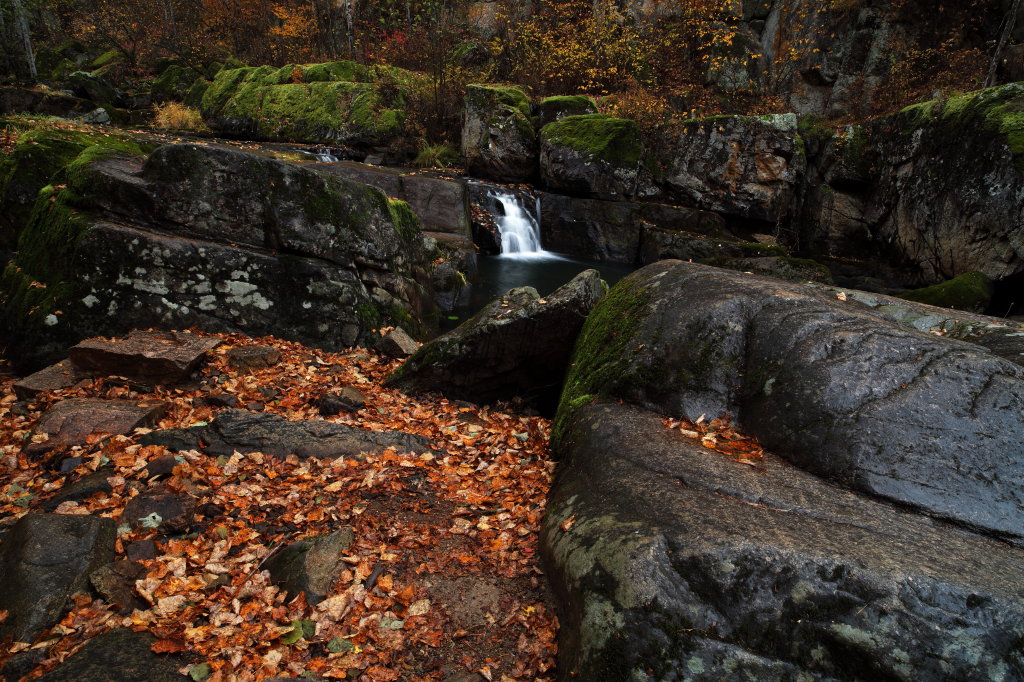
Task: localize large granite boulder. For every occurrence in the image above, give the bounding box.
[558,260,1024,543]
[539,114,648,201]
[864,84,1024,283]
[0,514,116,643]
[461,84,538,182]
[543,401,1024,681]
[198,61,419,146]
[386,270,606,410]
[663,113,805,225]
[1,142,438,370]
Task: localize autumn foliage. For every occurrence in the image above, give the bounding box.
[0,332,558,680]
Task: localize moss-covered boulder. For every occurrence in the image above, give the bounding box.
[664,113,805,224]
[151,64,203,102]
[859,83,1024,283]
[461,84,538,182]
[1,142,439,369]
[539,114,647,200]
[537,95,598,127]
[0,119,152,251]
[66,70,123,107]
[898,270,993,312]
[199,61,421,146]
[556,260,1024,542]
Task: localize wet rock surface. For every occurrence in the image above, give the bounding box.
[0,513,116,643]
[543,402,1024,681]
[141,409,432,459]
[560,260,1024,543]
[385,269,606,411]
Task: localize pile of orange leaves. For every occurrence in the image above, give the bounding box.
[662,413,765,466]
[0,331,558,681]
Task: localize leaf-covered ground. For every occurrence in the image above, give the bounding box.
[0,331,558,681]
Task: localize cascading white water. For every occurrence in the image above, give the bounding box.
[490,190,548,258]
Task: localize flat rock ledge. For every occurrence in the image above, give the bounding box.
[560,260,1024,543]
[141,409,432,459]
[542,402,1024,681]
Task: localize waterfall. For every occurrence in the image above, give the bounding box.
[490,190,549,258]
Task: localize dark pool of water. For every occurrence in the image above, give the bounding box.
[440,252,636,332]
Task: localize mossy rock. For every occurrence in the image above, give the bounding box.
[66,71,121,107]
[151,64,203,101]
[465,83,533,119]
[554,275,651,444]
[91,50,123,70]
[898,271,993,312]
[898,83,1024,174]
[200,62,420,145]
[538,95,598,126]
[541,114,642,165]
[0,121,151,251]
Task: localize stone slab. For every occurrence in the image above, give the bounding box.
[12,360,91,400]
[69,330,221,384]
[28,398,168,455]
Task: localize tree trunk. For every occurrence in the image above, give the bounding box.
[344,0,355,59]
[987,0,1023,87]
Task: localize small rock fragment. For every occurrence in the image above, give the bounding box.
[89,560,146,613]
[26,398,167,456]
[13,360,90,400]
[227,345,282,371]
[375,327,419,358]
[265,528,355,604]
[121,488,197,534]
[317,386,366,416]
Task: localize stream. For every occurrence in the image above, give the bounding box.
[443,186,633,328]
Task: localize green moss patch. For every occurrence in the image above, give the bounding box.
[200,62,420,144]
[898,83,1024,174]
[467,84,532,119]
[553,275,649,447]
[152,64,204,101]
[0,120,151,250]
[898,271,993,312]
[541,114,643,165]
